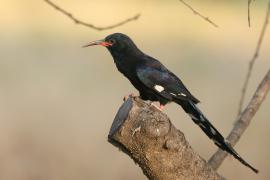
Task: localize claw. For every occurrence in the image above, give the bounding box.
[159,104,165,111]
[150,102,165,111]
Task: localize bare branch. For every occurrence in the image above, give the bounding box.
[43,0,140,31]
[209,69,270,170]
[248,0,254,27]
[248,0,256,27]
[179,0,219,28]
[237,1,270,115]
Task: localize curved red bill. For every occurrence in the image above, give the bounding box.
[82,39,112,47]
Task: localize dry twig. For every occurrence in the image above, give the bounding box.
[179,0,219,28]
[44,0,140,31]
[237,1,270,115]
[209,69,270,170]
[248,0,256,27]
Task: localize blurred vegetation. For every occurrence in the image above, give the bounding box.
[0,0,269,180]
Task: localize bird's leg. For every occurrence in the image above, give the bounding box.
[123,93,136,101]
[159,104,165,111]
[150,101,165,111]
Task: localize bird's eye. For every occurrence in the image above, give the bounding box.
[108,39,116,44]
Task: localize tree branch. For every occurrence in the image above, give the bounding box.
[238,1,270,115]
[43,0,140,31]
[209,69,270,170]
[179,0,219,28]
[248,0,255,27]
[108,97,225,180]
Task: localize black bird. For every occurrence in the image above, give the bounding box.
[84,33,258,173]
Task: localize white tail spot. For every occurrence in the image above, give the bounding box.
[214,139,221,146]
[210,127,216,135]
[188,113,198,121]
[200,115,205,121]
[199,123,206,129]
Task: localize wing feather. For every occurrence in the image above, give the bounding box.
[136,62,200,103]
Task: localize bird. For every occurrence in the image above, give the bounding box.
[83,33,258,173]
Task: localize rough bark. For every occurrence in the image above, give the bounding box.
[108,97,224,180]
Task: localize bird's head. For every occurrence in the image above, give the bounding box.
[83,33,140,55]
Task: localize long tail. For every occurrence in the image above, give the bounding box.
[176,99,258,173]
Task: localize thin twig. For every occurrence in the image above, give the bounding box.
[248,0,252,27]
[248,0,256,27]
[179,0,219,28]
[237,1,270,116]
[209,69,270,170]
[44,0,140,31]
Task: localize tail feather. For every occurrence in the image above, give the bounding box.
[176,99,258,173]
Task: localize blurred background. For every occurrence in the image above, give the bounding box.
[0,0,269,179]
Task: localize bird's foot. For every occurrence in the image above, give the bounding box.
[150,102,165,111]
[123,93,136,101]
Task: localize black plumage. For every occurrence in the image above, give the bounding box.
[84,33,258,173]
